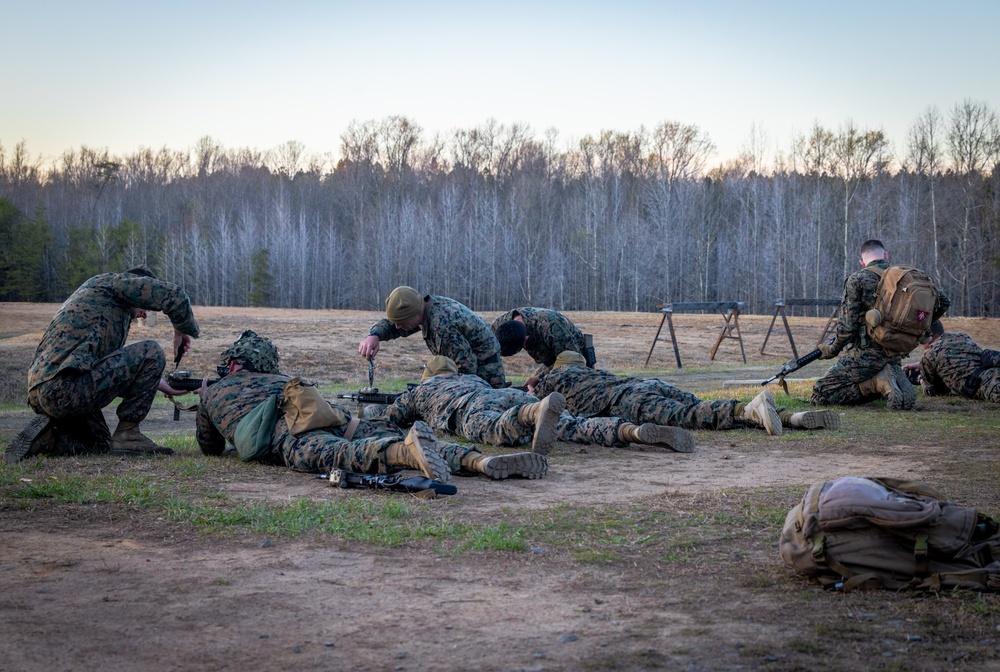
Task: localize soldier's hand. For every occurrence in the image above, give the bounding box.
[173,331,192,363]
[359,335,380,358]
[158,379,186,396]
[817,344,836,360]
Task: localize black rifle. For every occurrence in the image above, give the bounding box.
[318,469,457,496]
[166,369,224,420]
[761,348,823,395]
[336,383,417,409]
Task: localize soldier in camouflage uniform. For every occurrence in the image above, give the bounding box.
[381,356,695,454]
[902,322,1000,402]
[532,352,837,435]
[6,266,200,464]
[811,239,950,410]
[358,286,506,388]
[492,307,593,389]
[198,332,538,480]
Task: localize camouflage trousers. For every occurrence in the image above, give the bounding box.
[555,413,628,446]
[976,369,1000,402]
[280,416,477,475]
[607,380,742,430]
[27,341,165,445]
[455,388,534,447]
[810,346,898,406]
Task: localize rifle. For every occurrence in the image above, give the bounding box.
[318,468,457,496]
[165,369,224,420]
[761,348,823,395]
[336,383,417,412]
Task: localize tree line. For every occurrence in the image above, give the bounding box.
[1,101,998,317]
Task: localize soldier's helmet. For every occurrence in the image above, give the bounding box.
[219,330,280,374]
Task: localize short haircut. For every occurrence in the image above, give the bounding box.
[495,320,528,356]
[859,239,885,257]
[126,265,156,279]
[930,320,945,338]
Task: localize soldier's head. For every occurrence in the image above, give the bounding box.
[422,355,459,381]
[496,320,528,356]
[927,320,945,346]
[859,239,887,266]
[125,264,156,279]
[219,330,280,374]
[385,286,425,331]
[553,350,587,369]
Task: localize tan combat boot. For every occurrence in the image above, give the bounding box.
[516,392,566,455]
[737,390,783,435]
[617,423,695,453]
[778,409,842,430]
[384,421,451,482]
[461,450,548,480]
[110,421,175,456]
[858,366,906,410]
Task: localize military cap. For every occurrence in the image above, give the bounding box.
[554,350,586,368]
[422,355,459,381]
[385,286,423,322]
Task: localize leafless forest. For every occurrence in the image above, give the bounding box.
[1,101,998,316]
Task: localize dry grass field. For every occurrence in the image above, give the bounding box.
[2,302,999,671]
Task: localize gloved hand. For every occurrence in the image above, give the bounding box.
[817,344,836,360]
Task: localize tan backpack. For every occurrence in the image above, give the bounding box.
[865,265,937,356]
[779,477,1000,592]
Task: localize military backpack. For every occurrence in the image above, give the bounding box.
[864,265,937,356]
[779,476,1000,592]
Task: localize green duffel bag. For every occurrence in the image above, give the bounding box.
[233,394,279,462]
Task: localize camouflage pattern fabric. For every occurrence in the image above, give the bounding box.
[28,272,199,391]
[920,333,1000,402]
[533,365,743,430]
[197,371,401,474]
[384,372,631,447]
[490,307,586,376]
[369,294,506,387]
[811,260,950,406]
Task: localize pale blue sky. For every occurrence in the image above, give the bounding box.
[2,0,997,168]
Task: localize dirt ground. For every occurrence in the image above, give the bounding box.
[2,303,999,671]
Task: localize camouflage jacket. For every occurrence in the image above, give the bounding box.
[533,365,634,417]
[920,333,996,397]
[491,307,585,373]
[383,373,491,431]
[369,295,504,384]
[828,260,950,356]
[28,272,200,390]
[196,371,290,454]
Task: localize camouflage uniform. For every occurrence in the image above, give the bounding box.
[197,370,482,475]
[369,295,506,388]
[382,373,631,448]
[490,307,587,376]
[920,333,1000,402]
[26,272,199,448]
[533,365,744,430]
[811,260,950,406]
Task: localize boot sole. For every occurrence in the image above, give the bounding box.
[481,452,548,480]
[795,410,842,430]
[635,425,695,453]
[748,390,783,436]
[531,393,566,455]
[891,367,917,410]
[405,421,451,483]
[5,415,53,464]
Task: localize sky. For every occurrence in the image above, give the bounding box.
[2,0,999,169]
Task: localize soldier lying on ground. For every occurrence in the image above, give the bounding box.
[6,265,199,464]
[358,286,507,388]
[197,331,543,481]
[902,321,1000,401]
[492,306,593,389]
[376,356,695,454]
[531,352,841,435]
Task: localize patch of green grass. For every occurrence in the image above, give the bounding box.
[458,522,528,552]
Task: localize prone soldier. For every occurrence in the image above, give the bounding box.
[903,321,1000,401]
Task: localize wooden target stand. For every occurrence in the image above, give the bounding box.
[759,298,841,359]
[644,301,746,368]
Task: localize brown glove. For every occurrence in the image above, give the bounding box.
[817,344,836,360]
